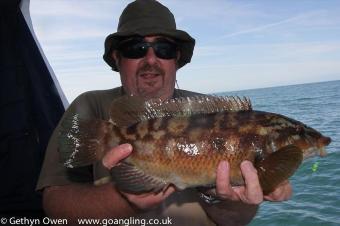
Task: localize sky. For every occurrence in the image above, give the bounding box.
[29,0,340,102]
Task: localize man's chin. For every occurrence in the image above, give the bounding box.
[138,89,164,99]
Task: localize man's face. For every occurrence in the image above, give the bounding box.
[113,36,179,101]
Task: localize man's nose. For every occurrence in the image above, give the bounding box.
[143,47,158,64]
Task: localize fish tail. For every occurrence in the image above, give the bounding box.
[59,114,114,168]
[255,145,303,195]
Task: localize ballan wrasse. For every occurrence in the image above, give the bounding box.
[59,95,331,195]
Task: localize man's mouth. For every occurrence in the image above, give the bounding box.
[136,63,165,79]
[137,72,161,89]
[135,63,166,97]
[139,72,160,79]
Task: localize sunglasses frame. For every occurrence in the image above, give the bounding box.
[117,37,179,60]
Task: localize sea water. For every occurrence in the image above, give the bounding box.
[218,80,340,226]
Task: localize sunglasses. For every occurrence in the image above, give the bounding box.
[117,37,178,59]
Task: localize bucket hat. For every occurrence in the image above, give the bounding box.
[103,0,195,71]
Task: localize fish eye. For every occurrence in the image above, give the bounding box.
[296,125,305,134]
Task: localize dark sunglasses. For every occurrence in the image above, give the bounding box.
[117,37,178,59]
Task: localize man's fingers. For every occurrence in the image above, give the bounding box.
[216,161,230,194]
[102,143,133,169]
[216,161,238,200]
[240,161,263,204]
[161,185,176,199]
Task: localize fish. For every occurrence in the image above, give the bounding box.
[59,95,331,195]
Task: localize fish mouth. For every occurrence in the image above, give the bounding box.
[318,136,331,147]
[319,147,327,157]
[303,146,327,159]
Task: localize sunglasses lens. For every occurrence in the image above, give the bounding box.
[119,39,148,59]
[118,39,177,59]
[153,41,177,59]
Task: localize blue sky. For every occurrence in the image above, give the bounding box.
[30,0,340,102]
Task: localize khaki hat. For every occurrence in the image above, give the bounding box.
[103,0,195,71]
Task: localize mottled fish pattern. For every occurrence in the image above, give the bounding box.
[59,95,331,195]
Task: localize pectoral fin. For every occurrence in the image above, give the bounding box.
[255,145,303,195]
[111,162,168,194]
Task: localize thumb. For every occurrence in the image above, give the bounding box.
[102,143,132,169]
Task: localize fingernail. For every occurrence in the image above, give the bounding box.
[241,160,251,169]
[218,161,228,171]
[120,143,132,153]
[241,161,256,172]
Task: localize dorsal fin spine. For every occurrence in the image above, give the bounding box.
[110,95,252,127]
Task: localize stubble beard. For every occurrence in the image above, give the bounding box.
[136,63,168,99]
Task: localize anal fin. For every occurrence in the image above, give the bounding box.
[255,145,303,195]
[111,162,168,194]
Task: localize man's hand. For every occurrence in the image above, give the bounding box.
[198,160,292,226]
[102,144,175,210]
[214,160,292,204]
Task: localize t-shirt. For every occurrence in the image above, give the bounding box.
[37,87,216,226]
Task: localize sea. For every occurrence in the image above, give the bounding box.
[217,80,340,226]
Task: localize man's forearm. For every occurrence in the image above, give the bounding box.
[199,199,259,226]
[43,183,137,223]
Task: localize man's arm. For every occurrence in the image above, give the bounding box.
[43,183,136,223]
[42,144,135,224]
[43,144,175,224]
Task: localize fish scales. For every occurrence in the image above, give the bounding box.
[59,95,331,195]
[119,112,274,188]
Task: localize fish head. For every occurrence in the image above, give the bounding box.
[268,113,331,159]
[288,122,331,159]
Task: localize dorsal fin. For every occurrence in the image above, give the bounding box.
[110,95,252,127]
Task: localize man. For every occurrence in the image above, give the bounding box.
[37,0,292,225]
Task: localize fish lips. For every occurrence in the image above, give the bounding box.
[319,136,331,147]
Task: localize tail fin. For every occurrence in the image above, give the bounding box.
[59,114,114,168]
